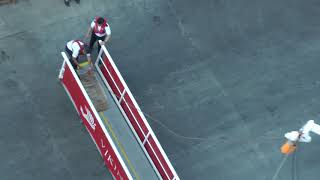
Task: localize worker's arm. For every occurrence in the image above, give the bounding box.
[72,57,80,68]
[85,26,92,39]
[86,21,95,38]
[104,27,111,43]
[104,34,111,43]
[99,36,111,47]
[71,47,81,69]
[99,35,110,46]
[100,26,111,46]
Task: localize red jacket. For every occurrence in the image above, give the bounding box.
[93,17,108,34]
[74,40,85,54]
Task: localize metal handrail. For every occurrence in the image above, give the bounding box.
[94,46,179,180]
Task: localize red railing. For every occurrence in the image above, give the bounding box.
[95,46,180,180]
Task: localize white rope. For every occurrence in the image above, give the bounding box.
[143,112,207,141]
[114,93,206,141]
[271,154,290,180]
[112,92,283,143]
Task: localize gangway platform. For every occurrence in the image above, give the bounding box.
[59,45,180,180]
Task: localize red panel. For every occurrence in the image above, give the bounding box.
[145,136,174,180]
[99,52,177,179]
[100,65,121,98]
[102,54,124,97]
[100,54,148,139]
[61,64,130,180]
[120,100,145,141]
[123,93,149,135]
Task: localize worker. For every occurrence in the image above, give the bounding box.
[281,120,320,154]
[85,17,111,53]
[65,40,91,70]
[64,0,80,7]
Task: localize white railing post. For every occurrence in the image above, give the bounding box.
[97,56,122,96]
[142,132,151,145]
[96,40,104,66]
[58,60,66,79]
[95,55,147,139]
[146,138,170,179]
[119,90,127,103]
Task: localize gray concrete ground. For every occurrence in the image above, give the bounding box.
[1,0,320,180]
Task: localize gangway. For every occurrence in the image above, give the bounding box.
[58,44,180,180]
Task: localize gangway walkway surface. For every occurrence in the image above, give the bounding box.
[94,72,159,180]
[98,85,159,180]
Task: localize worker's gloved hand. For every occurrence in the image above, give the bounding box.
[99,41,105,45]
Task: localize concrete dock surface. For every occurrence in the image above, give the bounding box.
[1,0,320,179]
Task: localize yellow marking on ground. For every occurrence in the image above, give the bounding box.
[99,112,140,180]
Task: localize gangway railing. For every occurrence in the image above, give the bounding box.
[95,44,180,180]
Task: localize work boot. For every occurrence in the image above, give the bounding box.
[64,0,70,6]
[75,0,80,4]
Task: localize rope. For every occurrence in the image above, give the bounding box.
[113,93,206,141]
[95,58,286,144]
[140,110,209,141]
[291,150,296,180]
[271,142,301,180]
[110,92,283,143]
[271,153,290,180]
[97,66,303,180]
[291,143,300,180]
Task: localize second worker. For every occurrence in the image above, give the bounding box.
[86,16,111,53]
